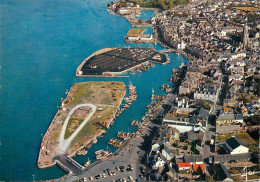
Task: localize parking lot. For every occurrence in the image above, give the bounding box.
[60,118,160,182]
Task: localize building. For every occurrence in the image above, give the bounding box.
[213,163,233,181]
[225,136,249,154]
[242,23,249,49]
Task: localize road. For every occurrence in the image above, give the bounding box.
[60,116,161,182]
[57,103,97,154]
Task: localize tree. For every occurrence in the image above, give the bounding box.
[201,101,211,110]
[187,19,193,24]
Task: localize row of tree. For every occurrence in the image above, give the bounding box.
[128,0,190,10]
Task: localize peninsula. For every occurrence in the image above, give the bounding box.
[37,81,126,169]
[76,47,169,77]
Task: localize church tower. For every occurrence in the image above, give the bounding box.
[242,23,249,49]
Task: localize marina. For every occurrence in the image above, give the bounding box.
[76,47,169,77]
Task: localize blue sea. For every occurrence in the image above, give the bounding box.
[0,0,188,181]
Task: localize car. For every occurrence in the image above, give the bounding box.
[83,177,87,182]
[98,174,102,178]
[137,151,140,154]
[209,156,213,164]
[95,175,99,179]
[89,177,93,180]
[104,169,107,173]
[102,173,106,178]
[128,176,133,181]
[107,168,110,172]
[116,167,119,171]
[112,171,116,176]
[119,166,124,169]
[122,178,127,182]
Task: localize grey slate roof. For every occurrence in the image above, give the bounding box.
[199,107,209,118]
[226,137,245,150]
[214,163,233,181]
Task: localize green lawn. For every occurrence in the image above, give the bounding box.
[61,81,125,153]
[64,118,84,139]
[68,107,115,150]
[66,83,93,107]
[127,28,146,35]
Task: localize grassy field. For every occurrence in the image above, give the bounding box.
[61,81,125,152]
[69,107,116,151]
[232,175,242,181]
[127,28,146,35]
[65,81,125,108]
[64,118,84,139]
[233,6,260,11]
[216,132,259,152]
[247,174,260,180]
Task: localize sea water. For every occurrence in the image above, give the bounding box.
[0,0,188,180]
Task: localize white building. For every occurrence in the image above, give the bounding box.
[225,136,249,154]
[118,8,128,15]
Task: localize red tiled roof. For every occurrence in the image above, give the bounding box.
[193,164,205,173]
[178,162,191,169]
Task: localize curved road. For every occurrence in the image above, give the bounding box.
[57,103,97,154]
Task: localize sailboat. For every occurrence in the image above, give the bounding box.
[151,88,155,100]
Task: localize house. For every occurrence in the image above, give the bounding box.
[225,136,249,154]
[178,162,205,174]
[117,8,128,15]
[213,163,233,181]
[192,163,205,174]
[178,162,192,171]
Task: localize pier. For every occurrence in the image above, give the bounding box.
[55,154,84,174]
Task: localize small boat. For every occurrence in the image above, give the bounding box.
[84,160,91,167]
[95,149,104,155]
[86,143,93,149]
[92,138,97,144]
